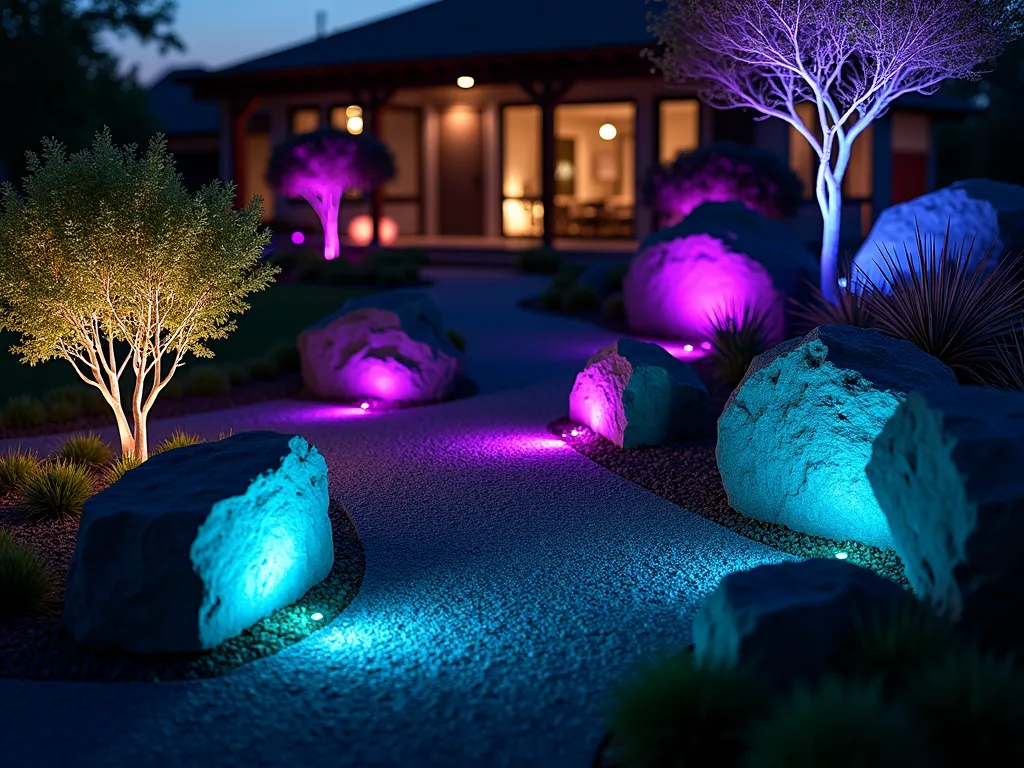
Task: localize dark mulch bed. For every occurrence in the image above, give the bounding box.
[550,358,907,586]
[0,497,365,682]
[0,375,304,441]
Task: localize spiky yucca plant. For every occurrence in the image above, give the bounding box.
[989,324,1024,390]
[790,280,876,332]
[708,305,774,389]
[864,226,1024,384]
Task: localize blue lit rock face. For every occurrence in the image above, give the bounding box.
[693,559,912,687]
[568,338,708,449]
[63,431,333,654]
[851,179,1024,292]
[868,386,1024,649]
[717,325,956,549]
[298,289,463,403]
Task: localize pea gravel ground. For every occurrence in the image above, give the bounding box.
[0,268,791,768]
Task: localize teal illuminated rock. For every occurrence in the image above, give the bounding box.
[569,338,708,449]
[716,325,956,549]
[63,431,333,654]
[868,386,1024,650]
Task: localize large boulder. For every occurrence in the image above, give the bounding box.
[622,202,818,343]
[569,338,708,448]
[717,325,956,549]
[867,386,1024,648]
[851,179,1024,291]
[64,431,333,654]
[298,290,463,403]
[693,559,913,687]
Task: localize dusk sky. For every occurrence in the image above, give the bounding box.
[106,0,434,83]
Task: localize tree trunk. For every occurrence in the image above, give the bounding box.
[133,408,150,462]
[323,194,340,261]
[815,168,844,305]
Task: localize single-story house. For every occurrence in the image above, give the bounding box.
[147,68,222,191]
[180,0,966,251]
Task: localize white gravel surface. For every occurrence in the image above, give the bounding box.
[0,268,790,767]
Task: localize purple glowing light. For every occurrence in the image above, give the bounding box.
[683,343,694,353]
[701,341,712,351]
[291,231,305,245]
[360,401,370,410]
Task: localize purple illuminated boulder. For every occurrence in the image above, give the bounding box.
[867,386,1024,649]
[623,202,817,343]
[693,559,913,687]
[298,290,463,403]
[851,179,1024,292]
[63,432,333,654]
[717,325,956,549]
[569,338,708,449]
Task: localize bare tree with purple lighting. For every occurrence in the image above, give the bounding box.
[268,129,395,261]
[647,0,1021,303]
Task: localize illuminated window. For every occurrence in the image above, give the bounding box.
[290,108,320,135]
[501,105,542,236]
[789,104,873,202]
[659,100,700,163]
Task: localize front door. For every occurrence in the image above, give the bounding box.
[439,107,484,235]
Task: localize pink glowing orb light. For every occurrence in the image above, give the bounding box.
[291,231,305,245]
[348,215,399,247]
[701,341,712,351]
[360,402,370,410]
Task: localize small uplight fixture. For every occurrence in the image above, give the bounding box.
[570,428,580,437]
[838,277,849,289]
[457,75,475,89]
[700,341,712,351]
[683,343,694,353]
[360,401,370,411]
[311,612,324,621]
[291,231,305,245]
[599,123,617,141]
[835,551,848,560]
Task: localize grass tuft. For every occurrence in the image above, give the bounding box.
[23,460,95,521]
[0,448,41,494]
[562,283,601,313]
[0,531,51,617]
[103,453,142,485]
[54,432,114,466]
[154,428,206,454]
[790,279,876,332]
[709,305,774,389]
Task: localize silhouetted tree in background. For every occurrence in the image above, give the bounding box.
[0,0,182,182]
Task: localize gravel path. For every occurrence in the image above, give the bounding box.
[0,268,790,768]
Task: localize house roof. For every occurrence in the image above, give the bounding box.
[148,68,221,135]
[218,0,653,76]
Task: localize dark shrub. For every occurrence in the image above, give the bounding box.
[562,283,601,313]
[709,305,774,389]
[182,366,231,397]
[790,280,877,332]
[551,265,586,291]
[46,399,80,423]
[3,396,47,428]
[161,379,185,400]
[246,357,280,382]
[274,344,301,373]
[608,651,768,768]
[227,365,250,387]
[0,531,51,617]
[0,447,41,493]
[516,247,561,274]
[54,433,114,466]
[602,292,626,323]
[643,142,804,226]
[539,287,565,311]
[446,328,467,352]
[23,460,95,521]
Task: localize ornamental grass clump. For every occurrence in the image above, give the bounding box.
[790,280,877,332]
[607,651,768,768]
[708,305,774,389]
[154,428,205,454]
[3,395,47,428]
[0,130,276,461]
[54,432,114,466]
[23,460,95,520]
[103,453,142,485]
[745,677,932,768]
[863,227,1024,385]
[0,530,51,617]
[0,447,41,493]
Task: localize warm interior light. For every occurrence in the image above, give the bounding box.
[457,75,475,89]
[346,116,364,135]
[599,123,617,141]
[345,105,362,118]
[348,214,399,246]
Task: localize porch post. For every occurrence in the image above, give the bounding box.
[521,79,573,249]
[361,87,395,248]
[231,96,259,209]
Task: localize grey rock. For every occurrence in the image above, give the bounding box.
[852,179,1024,292]
[568,338,708,449]
[623,202,818,343]
[717,325,957,549]
[867,386,1024,646]
[693,559,912,686]
[298,290,463,403]
[64,431,333,654]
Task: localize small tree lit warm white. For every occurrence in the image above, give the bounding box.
[0,130,276,460]
[647,0,1021,303]
[268,129,395,260]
